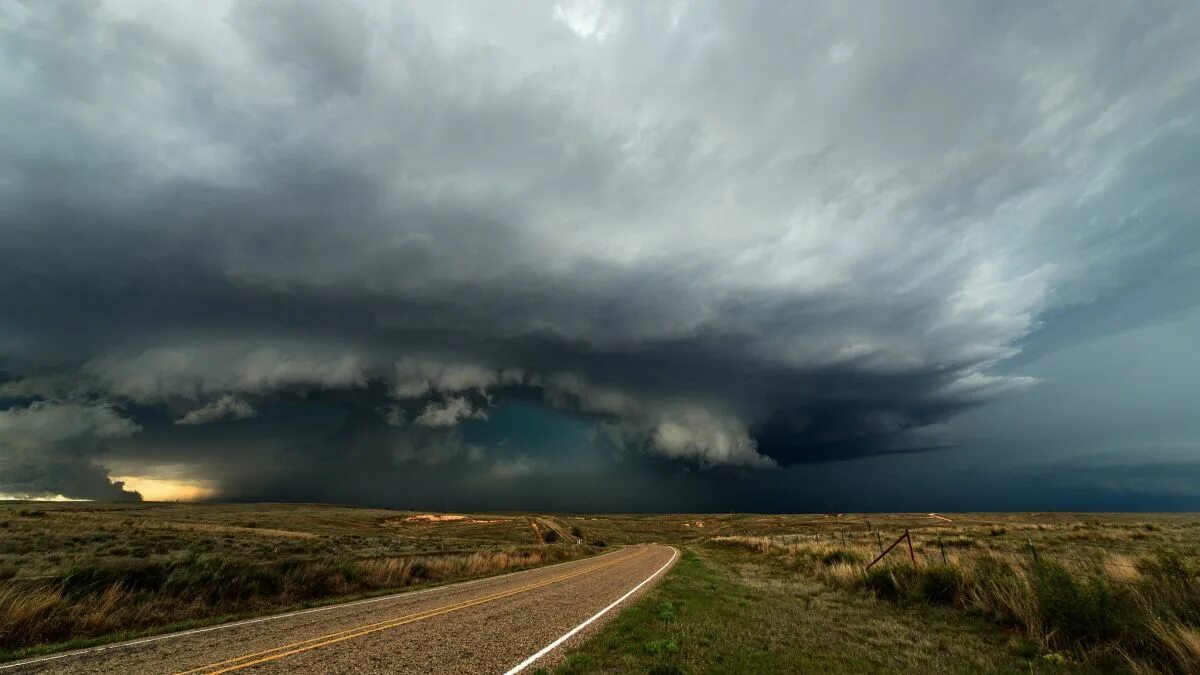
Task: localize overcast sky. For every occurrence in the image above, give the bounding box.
[1,1,1197,510]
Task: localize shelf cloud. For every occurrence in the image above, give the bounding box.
[1,1,1197,506]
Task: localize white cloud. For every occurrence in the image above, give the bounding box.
[86,342,368,402]
[0,401,141,447]
[175,394,257,425]
[650,409,776,468]
[414,396,488,427]
[393,358,507,399]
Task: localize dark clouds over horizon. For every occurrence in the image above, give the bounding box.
[1,1,1198,509]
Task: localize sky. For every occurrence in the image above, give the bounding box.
[1,1,1197,510]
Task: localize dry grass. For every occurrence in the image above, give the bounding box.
[555,547,1058,674]
[708,526,1200,673]
[7,505,1200,667]
[0,502,597,659]
[1149,619,1200,674]
[0,545,588,656]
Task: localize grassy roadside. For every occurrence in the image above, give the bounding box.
[709,532,1200,673]
[0,546,605,663]
[0,502,599,661]
[551,547,1065,674]
[0,546,605,664]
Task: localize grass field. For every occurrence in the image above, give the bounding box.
[4,505,1200,672]
[550,547,1058,674]
[554,512,1200,674]
[0,502,594,660]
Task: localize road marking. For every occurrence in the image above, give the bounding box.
[175,548,643,675]
[503,545,679,675]
[177,547,650,674]
[0,547,628,672]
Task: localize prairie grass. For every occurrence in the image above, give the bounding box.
[0,537,588,657]
[709,532,1200,673]
[554,547,1057,674]
[0,502,611,659]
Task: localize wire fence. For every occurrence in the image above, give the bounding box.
[742,522,1196,580]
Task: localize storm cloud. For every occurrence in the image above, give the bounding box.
[1,1,1197,506]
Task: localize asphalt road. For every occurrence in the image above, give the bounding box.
[3,544,677,675]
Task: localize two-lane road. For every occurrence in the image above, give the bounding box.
[4,544,677,674]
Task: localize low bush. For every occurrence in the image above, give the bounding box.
[914,564,965,605]
[1032,561,1139,645]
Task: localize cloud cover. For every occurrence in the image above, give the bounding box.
[0,0,1197,504]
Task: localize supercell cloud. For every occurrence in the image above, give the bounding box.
[1,1,1197,506]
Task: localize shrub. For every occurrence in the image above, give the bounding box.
[859,564,964,606]
[860,566,910,602]
[1138,549,1195,584]
[408,561,430,580]
[914,565,965,605]
[542,530,560,544]
[570,526,583,538]
[1033,560,1139,646]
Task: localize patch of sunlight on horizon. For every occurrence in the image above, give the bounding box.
[114,476,218,502]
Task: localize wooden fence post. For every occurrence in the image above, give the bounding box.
[866,532,906,570]
[905,529,915,564]
[875,531,883,554]
[937,534,946,564]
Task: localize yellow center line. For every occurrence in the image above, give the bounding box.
[183,548,647,675]
[176,547,649,675]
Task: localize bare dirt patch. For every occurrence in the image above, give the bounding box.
[403,514,468,522]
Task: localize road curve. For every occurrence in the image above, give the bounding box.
[4,544,677,675]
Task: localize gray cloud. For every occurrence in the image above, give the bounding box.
[0,400,142,500]
[0,1,1197,503]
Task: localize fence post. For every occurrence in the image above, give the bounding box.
[840,530,846,547]
[1027,537,1040,566]
[875,531,883,554]
[865,531,910,570]
[905,529,915,564]
[937,534,946,564]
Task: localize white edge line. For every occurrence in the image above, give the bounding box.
[503,545,679,675]
[0,547,628,671]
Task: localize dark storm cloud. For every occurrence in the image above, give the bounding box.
[1,0,1198,502]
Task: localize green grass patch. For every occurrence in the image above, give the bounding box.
[554,547,1060,674]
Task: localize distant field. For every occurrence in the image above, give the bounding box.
[0,502,593,660]
[4,506,1200,672]
[553,512,1200,674]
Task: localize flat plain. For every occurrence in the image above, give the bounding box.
[3,504,1199,673]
